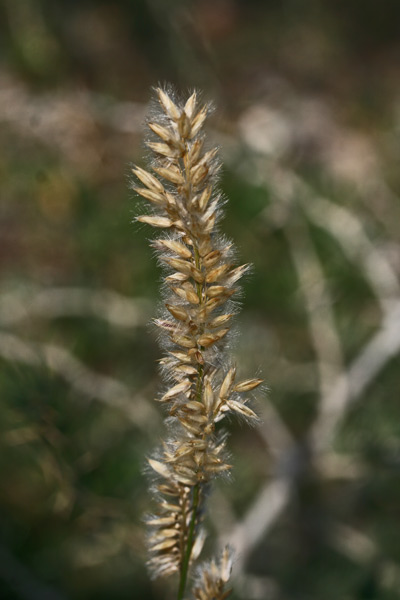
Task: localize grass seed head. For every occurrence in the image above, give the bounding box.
[134,87,261,588]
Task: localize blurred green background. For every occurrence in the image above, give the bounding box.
[1,1,400,599]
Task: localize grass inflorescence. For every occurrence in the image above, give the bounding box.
[132,86,262,599]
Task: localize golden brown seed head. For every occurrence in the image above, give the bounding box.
[134,88,261,585]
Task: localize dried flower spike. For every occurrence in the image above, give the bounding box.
[133,87,262,599]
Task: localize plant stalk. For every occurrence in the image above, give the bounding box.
[177,483,200,600]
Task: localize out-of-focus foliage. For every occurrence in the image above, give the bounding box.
[1,1,400,599]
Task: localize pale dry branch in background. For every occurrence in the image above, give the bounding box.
[267,356,318,393]
[0,286,151,328]
[0,71,145,172]
[226,478,293,577]
[328,523,400,592]
[0,332,159,430]
[256,398,295,462]
[283,214,344,401]
[243,156,400,310]
[235,573,280,600]
[329,523,378,564]
[313,453,367,481]
[302,194,400,315]
[311,300,400,451]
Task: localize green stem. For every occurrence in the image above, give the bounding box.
[193,246,203,303]
[177,173,204,599]
[177,484,200,600]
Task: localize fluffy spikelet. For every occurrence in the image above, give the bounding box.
[192,547,233,600]
[133,87,262,588]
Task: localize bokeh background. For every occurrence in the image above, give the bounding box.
[1,1,400,599]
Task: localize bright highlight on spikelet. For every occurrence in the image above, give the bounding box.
[133,87,262,596]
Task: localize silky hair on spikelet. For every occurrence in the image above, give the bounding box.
[132,86,262,598]
[192,546,233,600]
